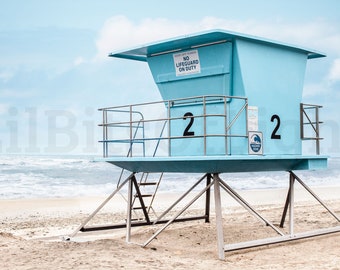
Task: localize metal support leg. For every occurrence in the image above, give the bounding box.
[289,172,295,236]
[126,176,133,243]
[280,188,291,228]
[213,174,225,260]
[205,173,211,223]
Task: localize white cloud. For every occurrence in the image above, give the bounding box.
[0,88,37,99]
[94,16,264,60]
[303,82,326,98]
[0,103,9,115]
[73,56,86,66]
[94,16,192,60]
[0,71,14,82]
[328,58,340,82]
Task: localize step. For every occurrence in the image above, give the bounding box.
[126,218,144,222]
[134,194,153,198]
[139,182,158,186]
[132,206,149,210]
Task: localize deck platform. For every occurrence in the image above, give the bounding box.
[98,155,328,173]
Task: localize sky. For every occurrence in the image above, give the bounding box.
[0,0,340,156]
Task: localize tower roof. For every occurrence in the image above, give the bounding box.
[109,29,326,62]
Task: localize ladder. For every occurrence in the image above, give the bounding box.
[130,172,163,222]
[117,119,168,223]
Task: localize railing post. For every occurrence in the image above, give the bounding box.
[103,109,108,157]
[315,106,320,155]
[168,100,171,157]
[129,105,133,157]
[142,118,146,157]
[245,97,248,138]
[300,103,304,140]
[203,96,207,156]
[224,96,228,155]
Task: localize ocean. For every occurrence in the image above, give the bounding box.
[0,155,340,199]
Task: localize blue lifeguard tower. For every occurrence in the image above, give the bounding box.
[69,30,339,260]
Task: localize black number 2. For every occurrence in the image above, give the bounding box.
[271,114,281,139]
[183,112,195,136]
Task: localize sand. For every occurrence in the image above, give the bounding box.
[0,186,339,270]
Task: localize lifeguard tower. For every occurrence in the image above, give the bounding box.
[69,30,339,260]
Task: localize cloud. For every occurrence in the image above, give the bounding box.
[328,58,340,82]
[0,27,96,72]
[94,16,192,60]
[0,103,9,115]
[0,71,14,82]
[73,56,86,66]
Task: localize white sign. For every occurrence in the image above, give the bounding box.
[173,50,201,76]
[248,106,258,131]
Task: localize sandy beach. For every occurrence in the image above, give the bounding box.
[1,186,339,270]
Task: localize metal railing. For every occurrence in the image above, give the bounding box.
[300,103,323,155]
[99,95,248,157]
[100,108,145,157]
